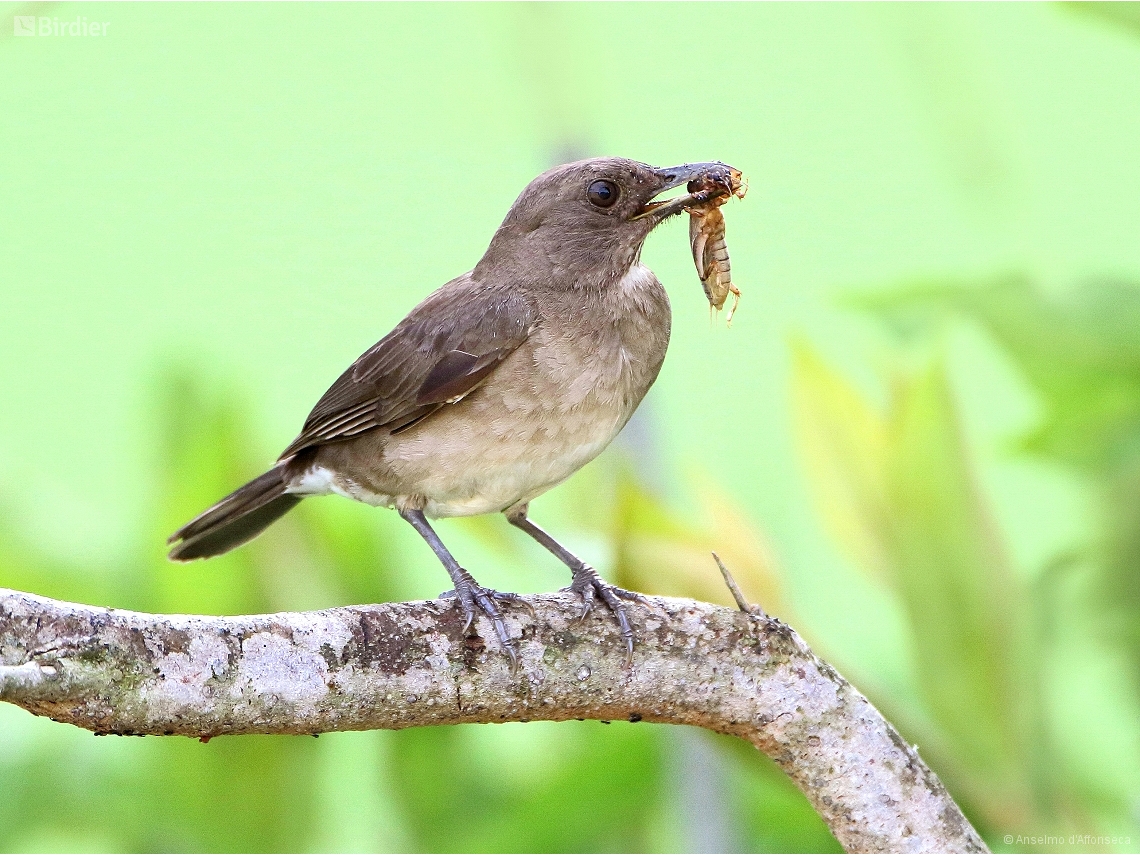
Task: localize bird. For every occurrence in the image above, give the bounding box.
[168,156,737,664]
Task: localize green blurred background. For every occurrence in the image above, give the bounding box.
[2,2,1140,851]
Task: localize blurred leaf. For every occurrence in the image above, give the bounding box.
[387,721,667,852]
[791,340,1030,824]
[0,727,326,852]
[852,277,1140,471]
[856,278,1140,682]
[883,360,1025,780]
[1064,2,1140,40]
[790,338,892,584]
[610,465,787,618]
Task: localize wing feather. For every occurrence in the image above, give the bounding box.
[279,275,534,459]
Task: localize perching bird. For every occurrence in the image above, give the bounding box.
[168,157,736,663]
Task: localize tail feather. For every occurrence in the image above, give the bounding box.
[168,465,302,561]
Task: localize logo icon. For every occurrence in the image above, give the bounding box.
[13,16,35,36]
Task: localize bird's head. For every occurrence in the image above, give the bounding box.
[476,157,742,288]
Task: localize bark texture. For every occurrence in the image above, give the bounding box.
[0,587,987,854]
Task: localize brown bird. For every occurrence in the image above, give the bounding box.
[168,157,736,663]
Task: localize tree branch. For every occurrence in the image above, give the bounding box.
[0,587,986,853]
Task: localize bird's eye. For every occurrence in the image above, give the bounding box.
[586,179,619,208]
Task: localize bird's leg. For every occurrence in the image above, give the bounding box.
[505,505,647,665]
[398,508,524,666]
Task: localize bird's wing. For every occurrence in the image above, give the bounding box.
[279,277,535,460]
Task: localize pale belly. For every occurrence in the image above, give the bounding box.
[398,413,627,517]
[289,394,631,517]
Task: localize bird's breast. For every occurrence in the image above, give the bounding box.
[528,264,671,411]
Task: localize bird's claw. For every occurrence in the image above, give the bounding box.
[566,565,648,667]
[441,572,525,669]
[505,594,538,620]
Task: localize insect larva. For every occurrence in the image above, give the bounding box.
[684,167,745,324]
[689,201,740,324]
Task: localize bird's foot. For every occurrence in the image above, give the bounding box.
[440,571,531,669]
[565,565,650,666]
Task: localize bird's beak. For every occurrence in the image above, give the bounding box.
[632,161,746,222]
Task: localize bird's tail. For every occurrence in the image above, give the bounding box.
[167,464,302,561]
